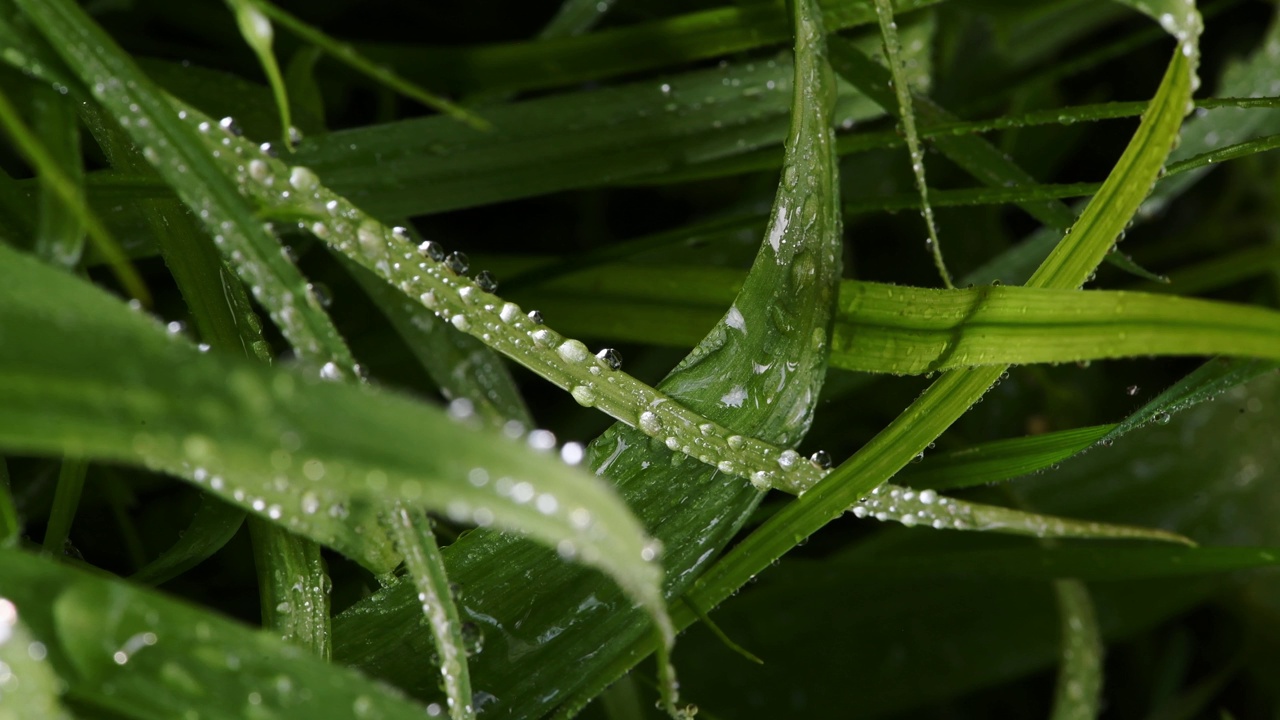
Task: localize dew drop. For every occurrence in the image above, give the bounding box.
[809,450,832,469]
[556,339,591,363]
[595,347,623,370]
[570,385,597,406]
[776,449,801,470]
[445,252,470,274]
[475,270,498,293]
[638,411,663,436]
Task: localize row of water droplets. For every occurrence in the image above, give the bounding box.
[184,109,1013,537]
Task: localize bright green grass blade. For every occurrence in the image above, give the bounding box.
[382,504,475,720]
[31,85,85,268]
[225,0,292,148]
[361,0,943,96]
[829,283,1280,374]
[335,0,845,714]
[871,0,952,287]
[131,495,246,585]
[252,0,487,131]
[0,83,148,303]
[0,600,73,720]
[289,53,881,218]
[40,459,88,556]
[0,243,670,636]
[0,548,433,720]
[897,425,1114,491]
[1050,580,1103,720]
[677,22,1197,677]
[14,0,359,380]
[248,516,331,658]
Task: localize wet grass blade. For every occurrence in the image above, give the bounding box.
[31,85,85,268]
[0,600,73,720]
[897,425,1114,491]
[130,495,246,585]
[40,459,88,556]
[225,0,292,147]
[0,457,18,546]
[1050,580,1103,720]
[0,548,434,720]
[0,241,670,642]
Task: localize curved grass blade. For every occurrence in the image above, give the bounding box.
[0,548,434,720]
[131,495,246,585]
[1050,580,1103,720]
[225,0,292,148]
[0,241,671,645]
[870,0,952,287]
[897,425,1114,491]
[15,0,360,381]
[0,599,72,720]
[251,0,487,131]
[382,504,475,720]
[671,29,1198,697]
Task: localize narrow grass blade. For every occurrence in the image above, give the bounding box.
[0,458,18,547]
[382,504,475,720]
[131,495,246,585]
[0,600,73,720]
[538,0,616,38]
[1050,580,1103,720]
[897,425,1114,491]
[0,548,435,720]
[31,86,85,268]
[225,0,292,147]
[40,459,88,556]
[0,241,670,638]
[0,84,148,303]
[15,0,360,380]
[248,517,331,658]
[252,0,487,130]
[870,0,952,287]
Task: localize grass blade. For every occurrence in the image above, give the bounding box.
[248,517,331,658]
[0,548,434,719]
[0,240,670,642]
[1050,580,1103,720]
[0,599,73,720]
[0,457,18,547]
[31,86,85,268]
[130,495,246,585]
[225,0,292,147]
[897,425,1114,491]
[39,459,88,556]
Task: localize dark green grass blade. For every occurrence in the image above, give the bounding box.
[363,0,943,96]
[40,459,88,556]
[130,495,246,586]
[334,0,845,714]
[0,457,18,546]
[31,85,85,268]
[0,241,669,628]
[897,425,1114,491]
[1050,579,1103,720]
[247,517,331,659]
[0,548,433,720]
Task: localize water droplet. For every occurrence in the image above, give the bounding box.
[638,411,663,436]
[727,435,745,450]
[475,270,498,292]
[560,443,584,465]
[809,450,832,469]
[289,166,318,192]
[418,240,446,262]
[260,141,279,158]
[570,385,597,406]
[777,449,800,470]
[1155,412,1172,425]
[445,252,470,274]
[1126,385,1139,396]
[219,116,242,136]
[527,310,544,325]
[596,347,623,370]
[556,339,591,363]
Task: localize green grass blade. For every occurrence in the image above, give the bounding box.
[362,0,943,96]
[538,0,616,38]
[0,84,147,303]
[130,495,246,585]
[40,459,89,557]
[683,28,1196,660]
[870,0,952,287]
[252,0,488,131]
[0,547,434,719]
[0,457,18,547]
[829,283,1280,374]
[225,0,292,148]
[0,600,73,720]
[0,241,669,636]
[382,504,475,720]
[248,517,331,658]
[14,0,360,380]
[898,425,1114,491]
[31,86,85,268]
[1050,580,1103,720]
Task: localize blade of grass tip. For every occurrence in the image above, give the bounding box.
[15,0,361,382]
[0,457,19,547]
[131,495,245,585]
[1050,580,1103,720]
[31,85,86,268]
[0,84,148,303]
[683,34,1196,640]
[382,504,475,720]
[0,603,74,720]
[539,0,616,38]
[251,0,489,131]
[897,425,1115,491]
[870,0,952,288]
[40,459,88,557]
[226,0,293,148]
